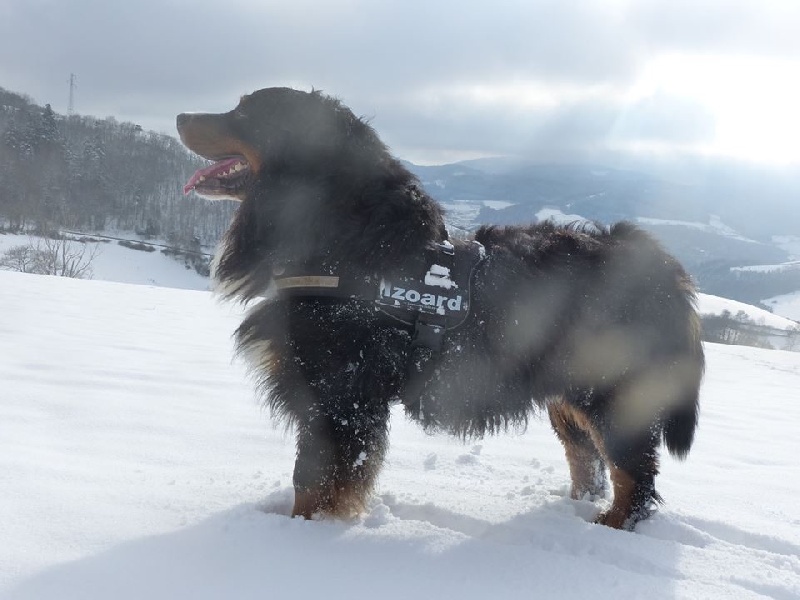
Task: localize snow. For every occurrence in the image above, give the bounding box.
[636,216,759,244]
[764,290,800,322]
[0,232,210,291]
[2,269,800,600]
[440,202,483,230]
[536,207,587,224]
[697,292,798,329]
[773,235,800,260]
[731,261,800,274]
[482,200,515,210]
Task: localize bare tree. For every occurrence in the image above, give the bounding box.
[0,244,37,273]
[786,325,800,352]
[35,237,99,278]
[0,236,99,279]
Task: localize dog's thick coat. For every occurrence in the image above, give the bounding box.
[177,88,704,529]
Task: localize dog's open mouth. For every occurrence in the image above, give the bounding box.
[183,156,251,197]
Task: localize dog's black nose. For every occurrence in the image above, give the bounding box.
[176,113,191,130]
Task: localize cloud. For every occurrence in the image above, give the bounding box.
[629,0,800,58]
[0,1,640,106]
[370,88,715,163]
[0,0,795,164]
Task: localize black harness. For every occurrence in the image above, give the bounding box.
[273,240,486,352]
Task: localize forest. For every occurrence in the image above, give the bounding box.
[0,87,235,249]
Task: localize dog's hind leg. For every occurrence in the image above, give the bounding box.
[291,398,390,519]
[593,425,661,530]
[595,453,660,530]
[548,400,608,500]
[549,394,661,530]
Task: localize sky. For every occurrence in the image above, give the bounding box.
[2,0,800,166]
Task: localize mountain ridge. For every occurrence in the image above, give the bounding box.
[406,157,800,305]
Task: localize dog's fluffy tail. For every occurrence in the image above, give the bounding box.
[662,309,704,460]
[663,391,699,459]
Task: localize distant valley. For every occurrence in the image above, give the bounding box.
[408,159,800,309]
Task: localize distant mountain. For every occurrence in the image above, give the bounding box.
[408,158,799,236]
[406,158,800,306]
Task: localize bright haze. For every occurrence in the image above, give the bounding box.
[2,0,800,166]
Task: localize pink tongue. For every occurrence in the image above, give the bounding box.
[183,157,243,195]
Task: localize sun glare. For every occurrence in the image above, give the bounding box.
[635,54,800,164]
[412,54,800,166]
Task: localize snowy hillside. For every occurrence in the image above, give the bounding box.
[637,216,760,245]
[764,290,800,322]
[1,270,799,600]
[697,293,798,330]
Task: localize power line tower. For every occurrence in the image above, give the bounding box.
[67,73,77,116]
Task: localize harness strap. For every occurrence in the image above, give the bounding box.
[272,240,486,350]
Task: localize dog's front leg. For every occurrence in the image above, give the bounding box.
[291,395,390,519]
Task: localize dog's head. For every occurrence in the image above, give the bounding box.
[177,87,445,301]
[177,87,375,201]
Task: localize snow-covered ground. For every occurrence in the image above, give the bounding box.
[440,202,483,229]
[1,270,799,600]
[636,215,759,244]
[0,232,209,290]
[764,290,800,322]
[697,293,798,330]
[730,262,800,275]
[773,235,800,260]
[535,207,587,224]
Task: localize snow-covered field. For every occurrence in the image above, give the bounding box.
[774,236,800,261]
[764,291,800,322]
[0,232,209,290]
[731,262,800,275]
[2,270,799,600]
[636,215,759,244]
[697,293,798,330]
[535,207,587,224]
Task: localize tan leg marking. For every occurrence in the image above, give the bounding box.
[292,481,370,520]
[595,465,637,529]
[548,401,608,499]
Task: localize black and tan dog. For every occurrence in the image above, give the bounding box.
[177,88,704,530]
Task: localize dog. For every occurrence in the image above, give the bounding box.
[177,87,704,530]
